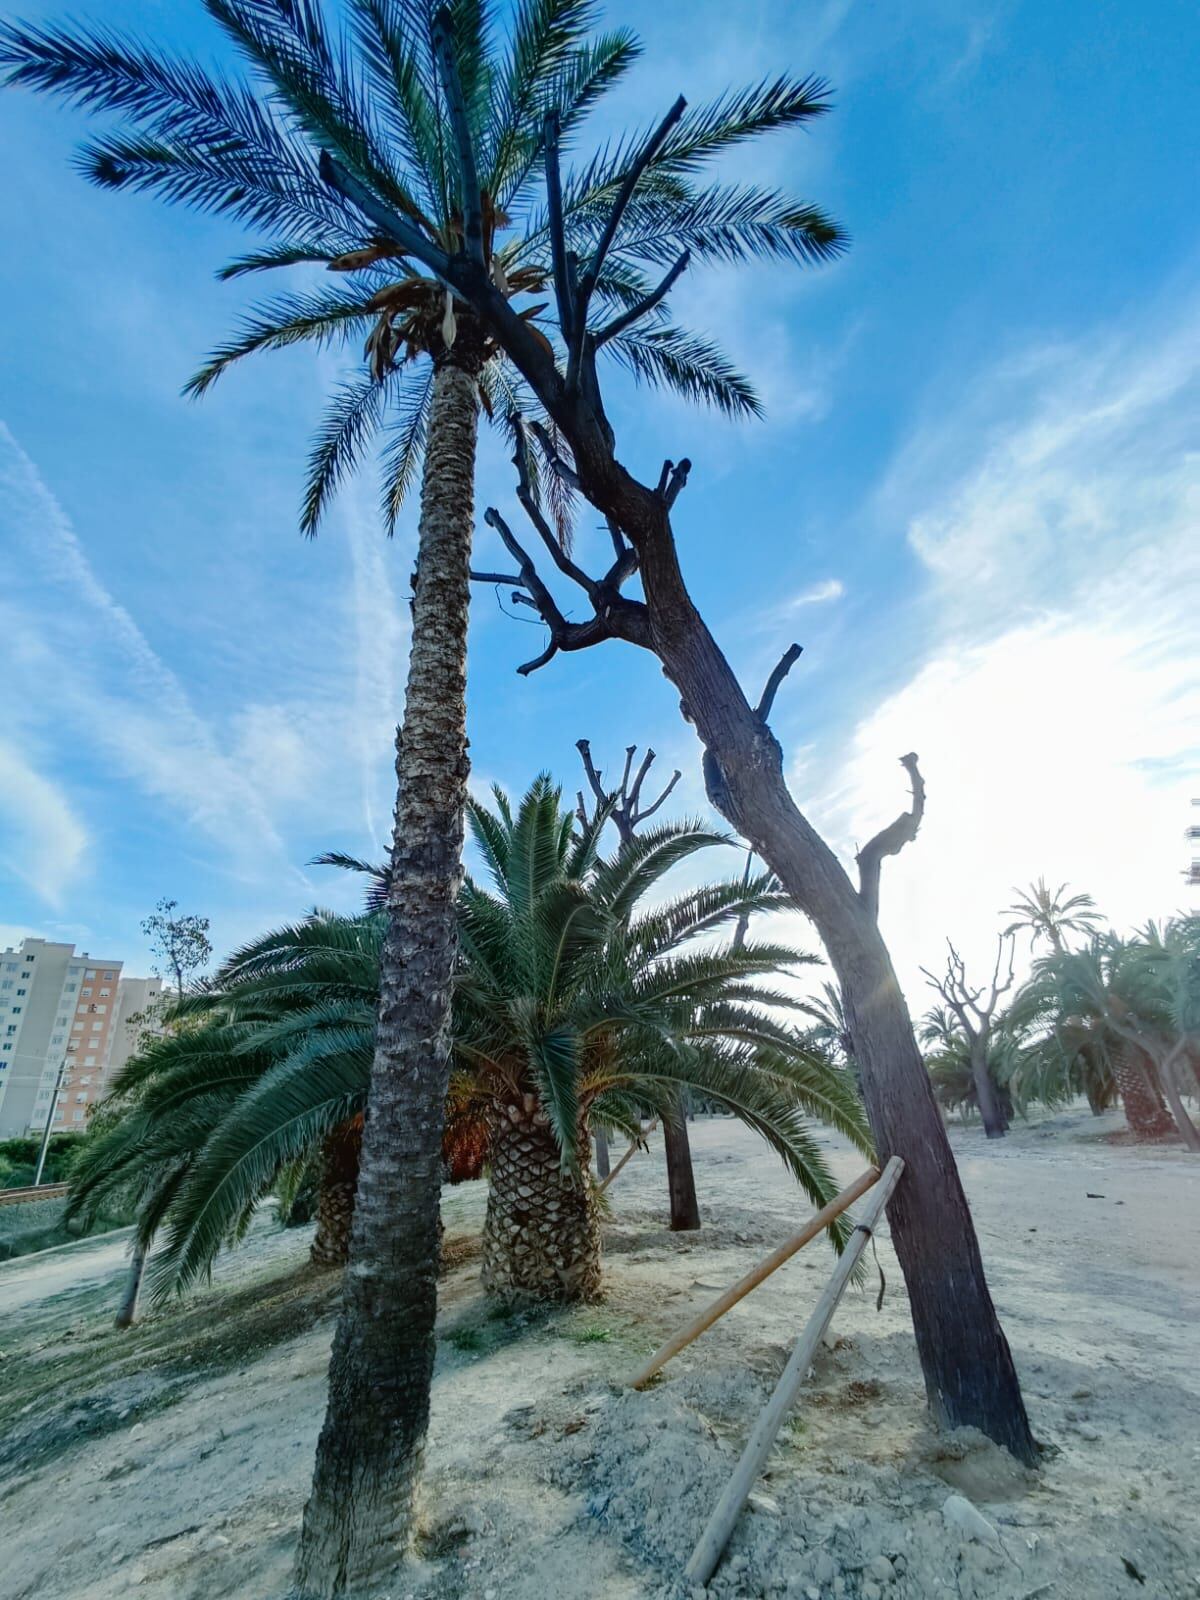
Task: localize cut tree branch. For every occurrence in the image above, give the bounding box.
[756,643,803,722]
[856,752,925,920]
[572,94,687,374]
[319,152,453,287]
[575,739,682,845]
[431,8,485,267]
[596,249,691,346]
[542,110,574,342]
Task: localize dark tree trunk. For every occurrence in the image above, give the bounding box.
[663,1102,701,1230]
[593,1125,611,1179]
[482,1105,601,1303]
[969,1043,1008,1139]
[824,914,1035,1461]
[294,360,478,1595]
[310,1118,362,1270]
[1113,1043,1176,1139]
[114,1239,146,1330]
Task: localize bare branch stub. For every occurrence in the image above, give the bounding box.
[576,739,682,846]
[856,752,926,920]
[756,643,803,722]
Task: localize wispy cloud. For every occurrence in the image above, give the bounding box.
[0,739,89,908]
[813,295,1200,1000]
[783,578,845,610]
[0,424,303,882]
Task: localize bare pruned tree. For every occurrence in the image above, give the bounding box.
[922,937,1017,1140]
[317,36,1037,1462]
[575,740,682,848]
[574,737,697,1225]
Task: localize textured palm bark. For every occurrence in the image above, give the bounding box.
[294,360,478,1596]
[1113,1042,1176,1139]
[482,1106,601,1304]
[310,1119,363,1270]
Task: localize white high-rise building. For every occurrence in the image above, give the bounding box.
[0,939,161,1138]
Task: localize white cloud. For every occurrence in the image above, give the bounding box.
[784,578,845,609]
[0,739,89,907]
[816,297,1200,1004]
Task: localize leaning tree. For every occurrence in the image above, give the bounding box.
[293,15,1039,1464]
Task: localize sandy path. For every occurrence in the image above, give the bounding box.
[1,1108,1197,1600]
[0,1226,133,1313]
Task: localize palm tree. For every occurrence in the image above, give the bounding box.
[2,6,848,1576]
[1004,879,1104,955]
[72,781,870,1304]
[1012,926,1200,1149]
[1,10,847,1576]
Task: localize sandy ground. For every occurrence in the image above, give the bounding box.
[1,1107,1198,1600]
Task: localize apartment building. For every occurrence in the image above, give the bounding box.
[0,938,161,1138]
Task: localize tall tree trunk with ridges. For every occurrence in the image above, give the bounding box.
[482,1104,601,1304]
[663,1101,701,1229]
[294,358,478,1596]
[310,1118,363,1270]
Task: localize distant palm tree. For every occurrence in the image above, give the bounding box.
[1012,924,1200,1149]
[2,3,845,1578]
[1004,878,1104,955]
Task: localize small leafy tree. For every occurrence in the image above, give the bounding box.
[141,898,212,1000]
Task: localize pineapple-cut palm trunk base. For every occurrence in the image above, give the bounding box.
[1114,1043,1176,1139]
[310,1117,363,1269]
[483,1108,601,1304]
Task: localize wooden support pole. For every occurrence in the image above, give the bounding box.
[683,1156,905,1587]
[629,1165,880,1390]
[598,1121,658,1193]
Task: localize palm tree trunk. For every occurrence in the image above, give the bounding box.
[482,1104,601,1304]
[1113,1042,1176,1138]
[310,1118,363,1270]
[663,1102,701,1229]
[294,359,478,1595]
[114,1239,146,1330]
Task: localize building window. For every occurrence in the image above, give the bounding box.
[96,1004,107,1014]
[80,1075,92,1085]
[81,987,93,997]
[25,955,35,963]
[73,1110,84,1123]
[84,1056,96,1066]
[0,981,11,991]
[64,982,77,991]
[100,988,111,997]
[72,1023,83,1032]
[15,988,26,997]
[91,1022,102,1032]
[2,1044,10,1053]
[85,969,96,978]
[103,970,115,979]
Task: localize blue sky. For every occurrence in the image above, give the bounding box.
[0,0,1196,1001]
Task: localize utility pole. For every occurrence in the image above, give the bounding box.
[32,1054,69,1186]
